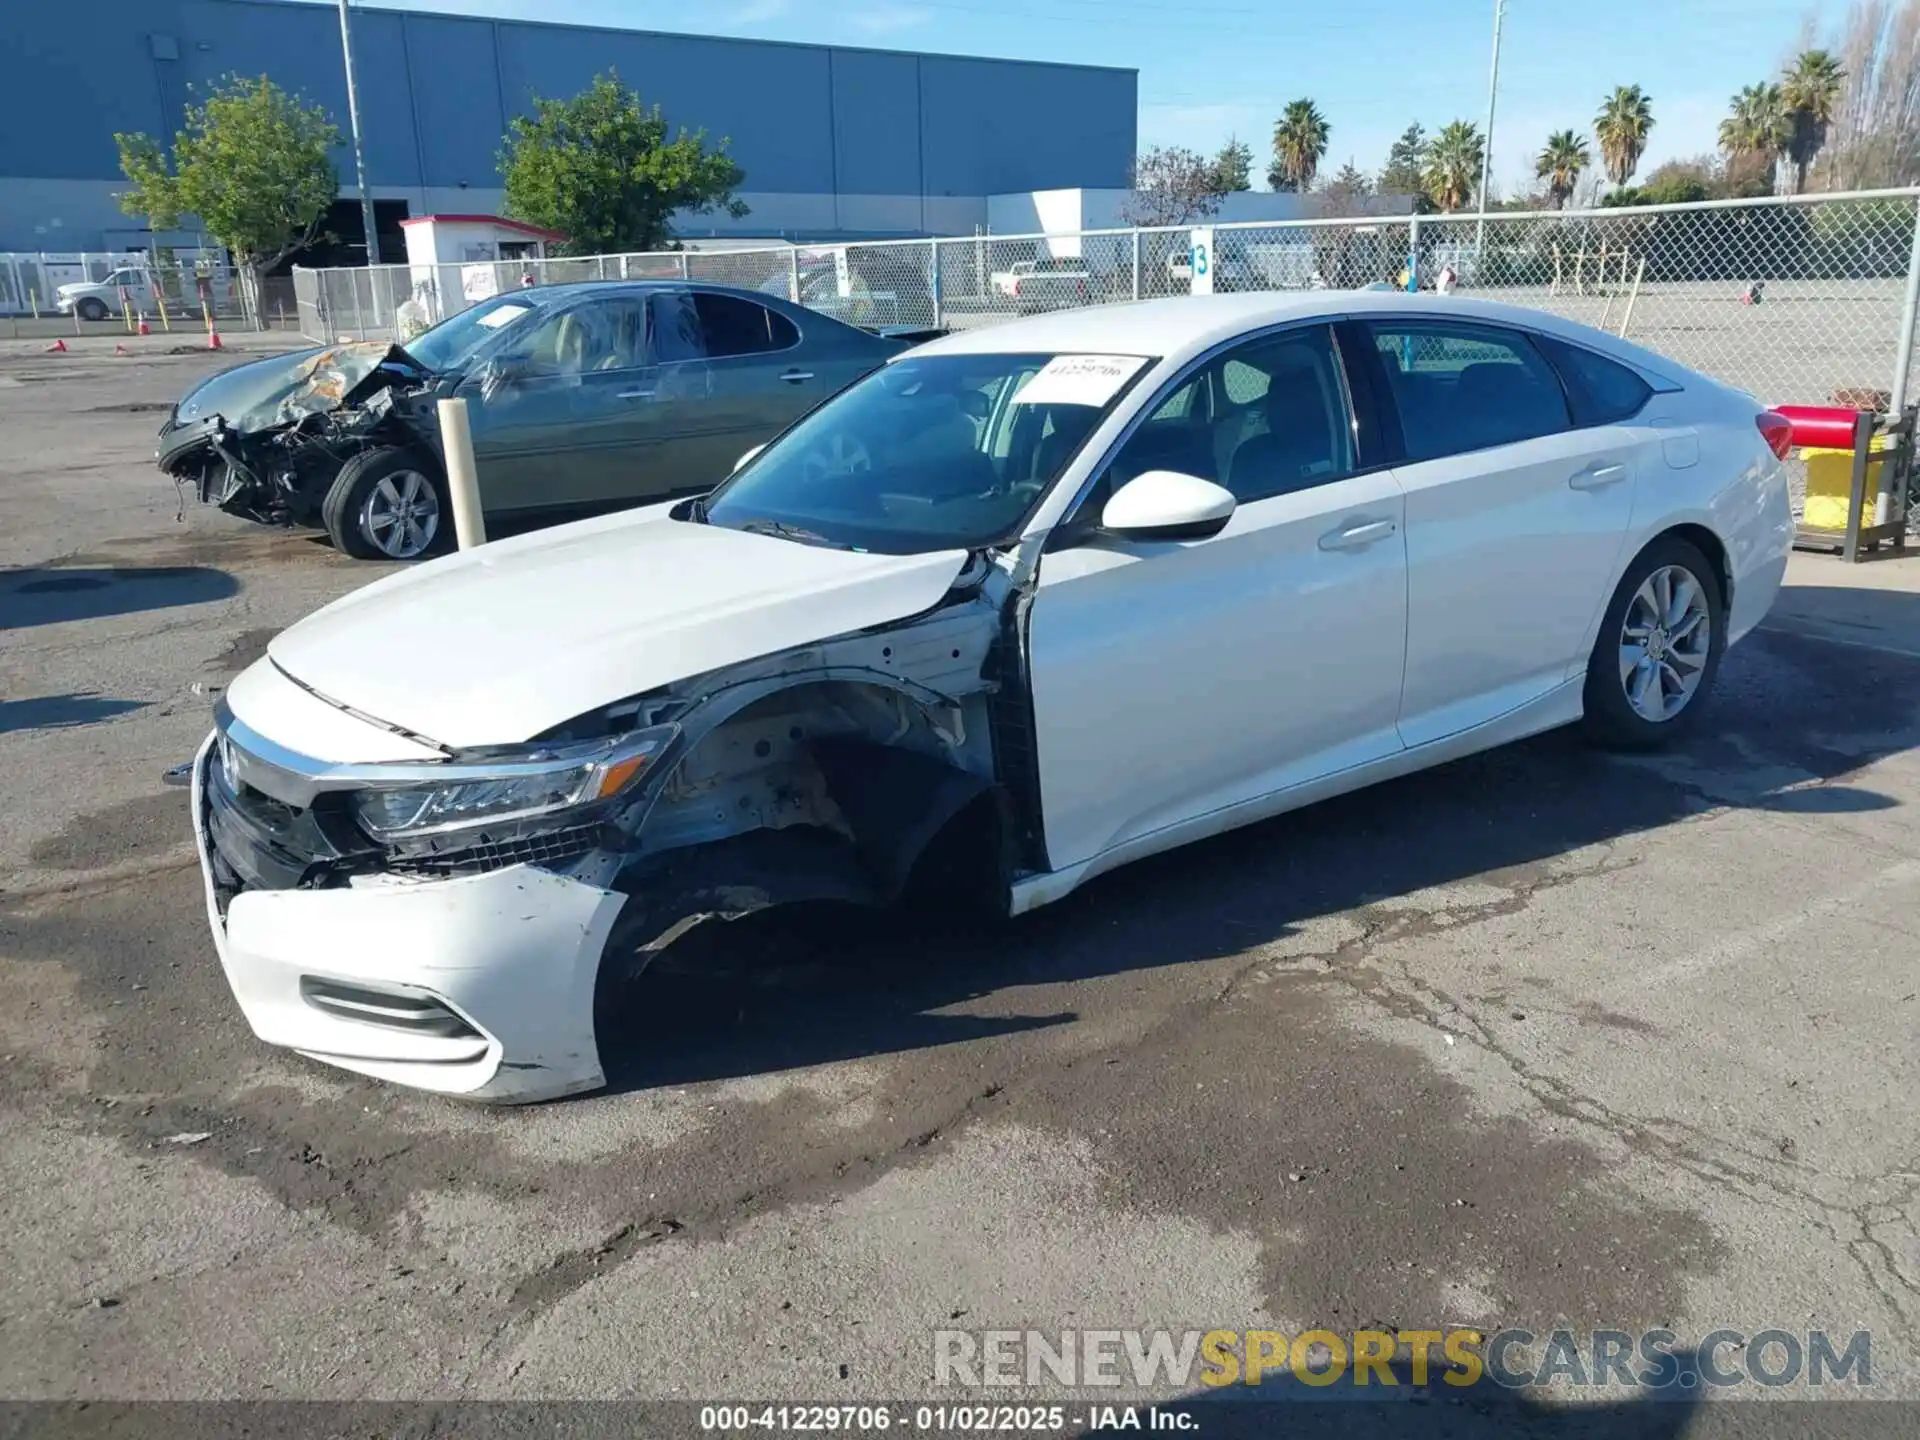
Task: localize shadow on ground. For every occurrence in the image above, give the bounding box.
[0,565,237,628]
[597,624,1918,1093]
[0,693,148,735]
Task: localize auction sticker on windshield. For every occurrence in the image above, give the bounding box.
[477,304,533,328]
[1011,354,1149,407]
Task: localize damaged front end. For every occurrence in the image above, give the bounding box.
[156,342,441,526]
[190,549,1038,1100]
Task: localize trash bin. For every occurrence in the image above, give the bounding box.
[1802,433,1893,530]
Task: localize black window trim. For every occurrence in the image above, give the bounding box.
[1352,314,1579,464]
[1047,314,1388,547]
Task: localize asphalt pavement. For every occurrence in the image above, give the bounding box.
[1,343,1917,1432]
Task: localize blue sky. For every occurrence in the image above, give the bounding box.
[335,0,1841,195]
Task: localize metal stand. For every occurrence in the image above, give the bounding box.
[1793,405,1916,562]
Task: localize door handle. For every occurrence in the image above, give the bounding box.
[1569,462,1628,490]
[616,388,657,400]
[779,369,815,384]
[1318,518,1397,551]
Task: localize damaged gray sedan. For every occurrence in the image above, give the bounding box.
[155,281,912,560]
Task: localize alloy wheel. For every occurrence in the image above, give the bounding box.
[358,470,440,560]
[1618,564,1712,722]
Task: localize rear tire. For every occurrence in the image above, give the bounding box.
[1580,535,1725,750]
[322,448,450,562]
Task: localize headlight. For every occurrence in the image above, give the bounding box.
[349,725,678,841]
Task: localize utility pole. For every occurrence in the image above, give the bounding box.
[338,0,380,265]
[1475,0,1506,258]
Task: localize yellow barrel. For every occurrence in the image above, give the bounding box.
[1802,434,1892,530]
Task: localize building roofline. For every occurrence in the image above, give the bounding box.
[399,214,567,239]
[272,0,1138,78]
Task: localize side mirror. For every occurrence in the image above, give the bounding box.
[1100,470,1236,540]
[733,443,766,473]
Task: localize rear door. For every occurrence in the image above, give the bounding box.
[1353,318,1642,748]
[692,290,840,469]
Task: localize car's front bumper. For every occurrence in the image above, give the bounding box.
[189,733,626,1102]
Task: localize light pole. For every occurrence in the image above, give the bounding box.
[337,0,380,265]
[1475,0,1506,258]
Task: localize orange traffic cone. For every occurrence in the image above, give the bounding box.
[136,315,151,336]
[44,338,67,353]
[207,322,223,351]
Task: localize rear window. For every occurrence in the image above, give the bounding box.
[1537,335,1655,426]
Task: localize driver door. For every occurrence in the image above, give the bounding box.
[1025,323,1410,873]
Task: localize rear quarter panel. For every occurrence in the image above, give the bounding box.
[1583,389,1792,669]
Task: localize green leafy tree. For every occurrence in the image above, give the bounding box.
[1781,48,1846,192]
[1595,85,1656,187]
[1535,129,1593,208]
[1210,136,1254,193]
[1424,120,1485,212]
[1379,123,1428,195]
[1268,99,1332,192]
[499,71,748,254]
[114,75,338,326]
[1718,82,1790,189]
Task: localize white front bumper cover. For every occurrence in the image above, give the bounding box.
[190,734,628,1102]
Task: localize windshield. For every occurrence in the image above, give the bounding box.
[403,293,550,372]
[703,352,1152,555]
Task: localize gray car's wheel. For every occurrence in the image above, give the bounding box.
[76,297,110,322]
[1580,535,1725,750]
[322,448,449,562]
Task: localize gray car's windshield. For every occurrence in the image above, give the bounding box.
[403,293,552,373]
[702,352,1151,554]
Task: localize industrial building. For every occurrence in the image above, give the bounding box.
[3,0,1139,255]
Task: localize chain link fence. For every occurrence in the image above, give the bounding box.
[291,188,1920,418]
[0,249,247,322]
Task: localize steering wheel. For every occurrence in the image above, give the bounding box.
[799,432,874,486]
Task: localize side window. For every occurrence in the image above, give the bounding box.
[1212,327,1354,502]
[1100,325,1353,505]
[519,300,646,376]
[693,292,789,358]
[1536,335,1654,426]
[649,292,706,363]
[1368,322,1570,460]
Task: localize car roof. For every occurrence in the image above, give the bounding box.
[906,291,1691,384]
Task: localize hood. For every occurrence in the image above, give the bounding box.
[266,508,971,749]
[173,342,422,432]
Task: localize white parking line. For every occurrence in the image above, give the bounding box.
[1641,856,1920,989]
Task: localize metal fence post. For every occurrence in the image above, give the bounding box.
[929,236,942,328]
[788,247,800,303]
[1891,194,1920,416]
[1406,214,1421,291]
[1131,229,1141,300]
[677,252,690,280]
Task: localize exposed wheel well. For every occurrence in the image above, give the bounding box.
[1659,523,1731,605]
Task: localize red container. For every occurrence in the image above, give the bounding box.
[1772,404,1864,451]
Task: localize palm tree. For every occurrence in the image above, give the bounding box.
[1594,85,1656,187]
[1268,99,1331,192]
[1781,49,1846,193]
[1535,129,1593,208]
[1718,82,1790,189]
[1424,120,1485,212]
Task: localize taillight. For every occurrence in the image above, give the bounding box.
[1756,410,1794,460]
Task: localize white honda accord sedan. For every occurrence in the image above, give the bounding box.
[189,292,1794,1100]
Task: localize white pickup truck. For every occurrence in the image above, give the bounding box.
[988,258,1091,313]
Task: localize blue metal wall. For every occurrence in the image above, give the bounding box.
[4,0,1136,200]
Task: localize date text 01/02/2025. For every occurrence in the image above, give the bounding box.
[697,1404,1195,1432]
